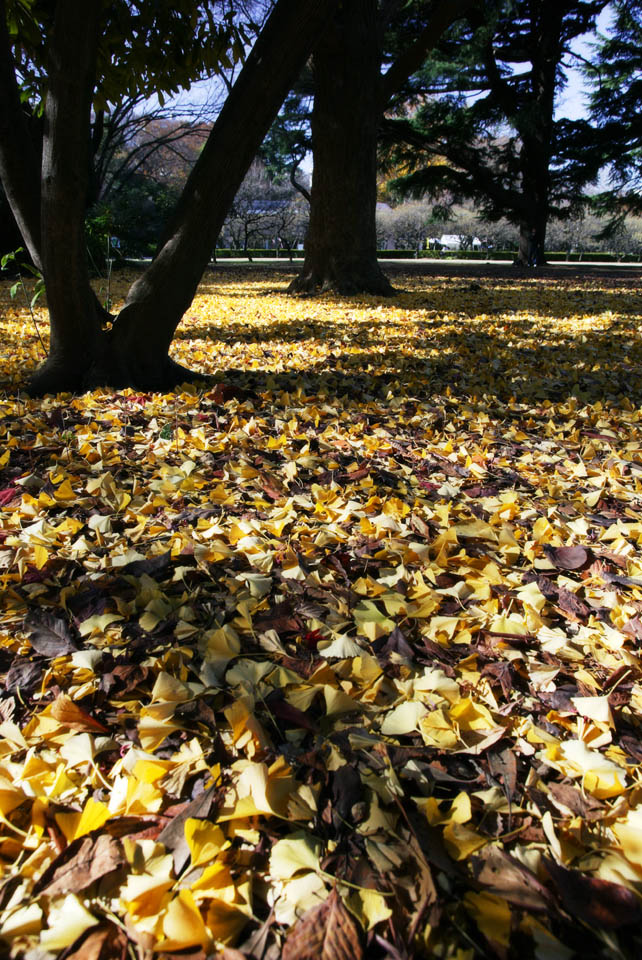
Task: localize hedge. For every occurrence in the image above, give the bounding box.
[208,248,641,263]
[417,250,641,263]
[213,249,292,259]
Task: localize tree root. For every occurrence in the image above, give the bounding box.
[27,352,214,397]
[288,266,395,297]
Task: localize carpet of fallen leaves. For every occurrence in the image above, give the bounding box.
[0,264,641,960]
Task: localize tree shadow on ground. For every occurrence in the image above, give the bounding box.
[1,266,641,406]
[199,262,642,319]
[176,268,642,407]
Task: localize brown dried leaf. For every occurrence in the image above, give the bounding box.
[545,545,591,570]
[50,694,110,733]
[547,782,605,820]
[36,833,125,896]
[555,587,590,622]
[65,923,128,960]
[24,611,79,656]
[544,859,642,929]
[487,746,517,799]
[281,889,363,960]
[622,616,642,640]
[473,847,553,913]
[5,656,43,692]
[157,786,216,873]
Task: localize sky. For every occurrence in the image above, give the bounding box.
[155,1,616,173]
[555,4,615,120]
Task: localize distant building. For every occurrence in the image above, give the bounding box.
[430,234,483,251]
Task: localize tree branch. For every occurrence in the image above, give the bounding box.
[112,0,340,363]
[380,0,476,108]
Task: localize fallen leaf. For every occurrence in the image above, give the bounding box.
[49,695,110,733]
[24,611,78,656]
[544,859,642,929]
[36,833,125,897]
[281,888,363,960]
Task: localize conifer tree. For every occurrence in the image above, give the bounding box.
[381,0,608,264]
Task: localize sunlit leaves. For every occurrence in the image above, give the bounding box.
[0,265,641,957]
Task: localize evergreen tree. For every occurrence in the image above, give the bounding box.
[587,1,642,219]
[288,0,474,295]
[381,0,608,264]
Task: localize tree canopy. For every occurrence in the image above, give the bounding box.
[586,0,642,220]
[381,0,609,263]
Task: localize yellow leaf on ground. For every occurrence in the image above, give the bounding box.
[39,894,98,950]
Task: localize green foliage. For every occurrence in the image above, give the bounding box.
[381,0,609,232]
[1,246,44,309]
[6,0,252,113]
[259,84,313,190]
[87,177,181,262]
[1,247,47,355]
[586,0,642,214]
[215,249,285,258]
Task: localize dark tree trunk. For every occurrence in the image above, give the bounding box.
[289,0,393,296]
[0,0,339,393]
[514,144,551,267]
[512,7,562,267]
[32,1,105,394]
[518,213,546,267]
[517,142,549,266]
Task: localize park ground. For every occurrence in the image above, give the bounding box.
[0,263,640,958]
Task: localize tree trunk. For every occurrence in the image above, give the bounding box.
[518,214,546,267]
[289,0,393,296]
[0,0,339,393]
[513,6,561,268]
[513,140,551,266]
[31,1,105,394]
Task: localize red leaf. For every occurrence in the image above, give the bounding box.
[211,383,247,404]
[281,889,363,960]
[50,695,109,733]
[267,695,317,733]
[0,487,17,505]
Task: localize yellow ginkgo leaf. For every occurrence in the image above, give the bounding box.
[464,891,511,948]
[39,895,98,950]
[161,890,209,950]
[185,818,227,867]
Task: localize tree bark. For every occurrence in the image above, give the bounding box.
[289,0,393,296]
[31,0,105,394]
[510,5,562,266]
[91,0,340,389]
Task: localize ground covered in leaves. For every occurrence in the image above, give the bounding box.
[0,264,641,959]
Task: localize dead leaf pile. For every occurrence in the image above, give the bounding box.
[0,266,640,958]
